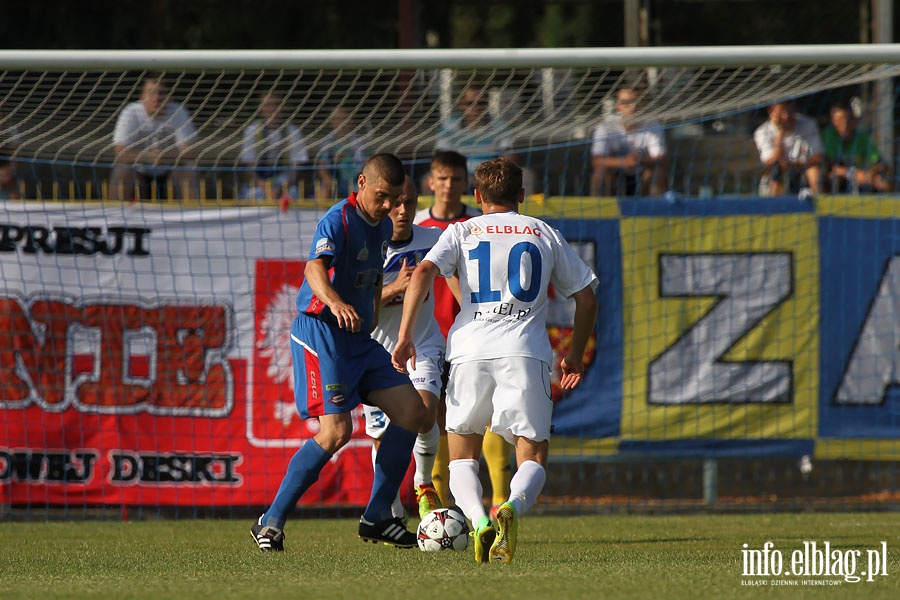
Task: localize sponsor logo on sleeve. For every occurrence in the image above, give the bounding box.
[315,238,335,255]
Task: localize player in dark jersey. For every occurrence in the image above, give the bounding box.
[251,153,424,552]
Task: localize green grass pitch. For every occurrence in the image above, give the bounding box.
[2,513,898,599]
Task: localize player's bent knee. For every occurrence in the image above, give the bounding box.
[314,414,354,453]
[314,430,352,454]
[372,384,425,432]
[399,391,427,431]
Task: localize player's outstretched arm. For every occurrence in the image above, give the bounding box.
[304,256,362,332]
[559,285,599,391]
[392,260,440,372]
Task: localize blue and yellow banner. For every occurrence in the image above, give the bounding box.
[547,195,900,460]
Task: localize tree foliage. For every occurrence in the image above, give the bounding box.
[0,0,887,50]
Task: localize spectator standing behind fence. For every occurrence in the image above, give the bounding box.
[821,99,891,194]
[240,92,311,202]
[0,106,21,200]
[590,85,667,197]
[315,106,366,201]
[109,74,198,202]
[753,100,823,197]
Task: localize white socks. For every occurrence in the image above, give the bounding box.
[413,423,440,487]
[449,458,487,524]
[449,458,546,522]
[507,460,545,516]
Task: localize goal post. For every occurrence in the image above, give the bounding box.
[2,46,900,517]
[1,45,899,202]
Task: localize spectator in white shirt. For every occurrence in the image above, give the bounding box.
[109,74,198,201]
[240,92,310,201]
[591,85,667,197]
[753,100,823,196]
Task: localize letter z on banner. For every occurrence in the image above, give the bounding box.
[619,209,819,446]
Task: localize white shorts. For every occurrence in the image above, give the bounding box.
[445,356,553,444]
[363,350,444,439]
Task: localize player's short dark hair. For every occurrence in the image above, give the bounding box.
[363,153,406,187]
[431,150,467,173]
[474,158,522,206]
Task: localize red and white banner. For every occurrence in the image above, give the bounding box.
[0,203,402,507]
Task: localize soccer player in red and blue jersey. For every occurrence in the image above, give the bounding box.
[251,153,424,552]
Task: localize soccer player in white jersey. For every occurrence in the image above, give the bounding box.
[366,176,445,520]
[393,158,599,564]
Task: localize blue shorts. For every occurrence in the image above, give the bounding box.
[290,313,411,418]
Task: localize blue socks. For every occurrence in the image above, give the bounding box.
[262,438,332,529]
[261,424,417,527]
[363,423,417,523]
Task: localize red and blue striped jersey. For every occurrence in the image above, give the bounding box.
[295,193,391,332]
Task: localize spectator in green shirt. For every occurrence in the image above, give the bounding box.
[822,99,892,193]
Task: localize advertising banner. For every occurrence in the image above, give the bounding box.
[1,197,898,508]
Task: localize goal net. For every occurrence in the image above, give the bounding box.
[1,47,899,518]
[1,47,898,201]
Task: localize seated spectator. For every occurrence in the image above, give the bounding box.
[0,106,21,200]
[822,99,891,194]
[435,84,532,192]
[590,85,667,196]
[109,73,198,201]
[240,92,310,201]
[315,106,366,201]
[436,85,513,170]
[753,100,823,196]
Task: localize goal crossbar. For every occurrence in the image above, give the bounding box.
[3,44,900,70]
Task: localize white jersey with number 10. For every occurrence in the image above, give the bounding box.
[424,210,598,365]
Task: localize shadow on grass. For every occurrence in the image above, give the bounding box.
[528,536,714,546]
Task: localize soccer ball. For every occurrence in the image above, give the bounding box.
[416,508,470,551]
